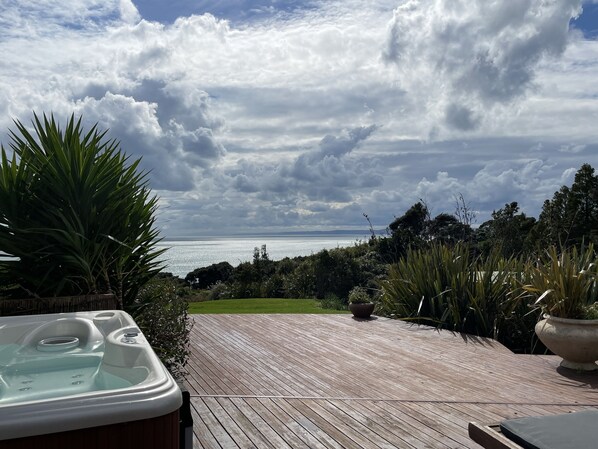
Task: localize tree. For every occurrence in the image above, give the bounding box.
[0,114,163,308]
[378,202,429,262]
[454,192,477,229]
[185,262,233,290]
[534,164,598,248]
[311,248,360,299]
[388,201,429,237]
[252,244,273,275]
[428,213,473,244]
[476,202,536,257]
[570,164,598,239]
[378,201,474,262]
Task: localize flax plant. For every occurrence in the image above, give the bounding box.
[379,243,527,342]
[0,114,164,308]
[521,244,597,319]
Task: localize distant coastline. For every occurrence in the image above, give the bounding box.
[161,229,383,241]
[156,233,368,277]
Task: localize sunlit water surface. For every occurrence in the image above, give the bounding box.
[157,235,367,278]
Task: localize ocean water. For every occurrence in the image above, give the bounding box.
[156,235,368,278]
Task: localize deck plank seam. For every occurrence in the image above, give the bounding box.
[189,394,598,407]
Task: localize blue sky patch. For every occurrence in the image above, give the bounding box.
[133,0,314,24]
[573,3,598,38]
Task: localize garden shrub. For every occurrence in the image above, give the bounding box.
[312,248,362,299]
[185,262,233,290]
[348,286,371,304]
[208,281,232,300]
[261,273,285,298]
[132,278,191,380]
[319,293,347,310]
[379,243,533,351]
[282,260,316,298]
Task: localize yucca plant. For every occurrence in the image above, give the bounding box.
[379,243,529,344]
[0,113,165,308]
[521,244,597,319]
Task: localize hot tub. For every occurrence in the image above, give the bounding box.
[0,310,182,448]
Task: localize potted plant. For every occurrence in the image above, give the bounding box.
[348,286,375,319]
[522,244,598,370]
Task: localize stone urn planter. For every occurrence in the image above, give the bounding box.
[520,244,598,371]
[349,302,375,319]
[535,315,598,371]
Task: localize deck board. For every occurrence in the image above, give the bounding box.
[185,314,598,448]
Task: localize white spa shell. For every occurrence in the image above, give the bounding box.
[0,310,182,440]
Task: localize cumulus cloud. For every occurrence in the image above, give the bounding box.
[120,0,141,24]
[0,0,597,236]
[382,157,577,225]
[157,125,383,234]
[0,5,227,192]
[73,91,224,190]
[383,0,582,133]
[229,125,382,203]
[0,0,138,37]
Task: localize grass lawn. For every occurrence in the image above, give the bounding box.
[188,298,349,314]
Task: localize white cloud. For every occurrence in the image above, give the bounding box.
[120,0,141,24]
[72,91,224,190]
[0,0,596,236]
[558,143,587,153]
[383,0,583,134]
[232,126,382,203]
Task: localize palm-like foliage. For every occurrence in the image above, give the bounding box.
[521,244,597,319]
[0,113,164,308]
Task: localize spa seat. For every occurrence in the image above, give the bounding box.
[469,409,598,449]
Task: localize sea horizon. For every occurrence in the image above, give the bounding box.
[160,229,382,241]
[156,232,371,278]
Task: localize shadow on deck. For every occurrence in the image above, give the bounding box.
[184,314,598,448]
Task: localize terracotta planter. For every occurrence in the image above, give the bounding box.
[349,302,375,319]
[535,315,598,371]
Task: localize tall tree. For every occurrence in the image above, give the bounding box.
[379,202,473,262]
[534,164,598,248]
[388,201,429,237]
[476,202,536,257]
[428,213,472,244]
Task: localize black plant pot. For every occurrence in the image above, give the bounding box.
[349,302,375,319]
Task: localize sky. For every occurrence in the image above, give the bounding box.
[0,0,597,237]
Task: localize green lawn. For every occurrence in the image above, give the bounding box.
[188,298,349,314]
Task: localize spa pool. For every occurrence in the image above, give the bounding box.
[0,310,183,448]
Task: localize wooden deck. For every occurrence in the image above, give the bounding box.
[184,314,598,448]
